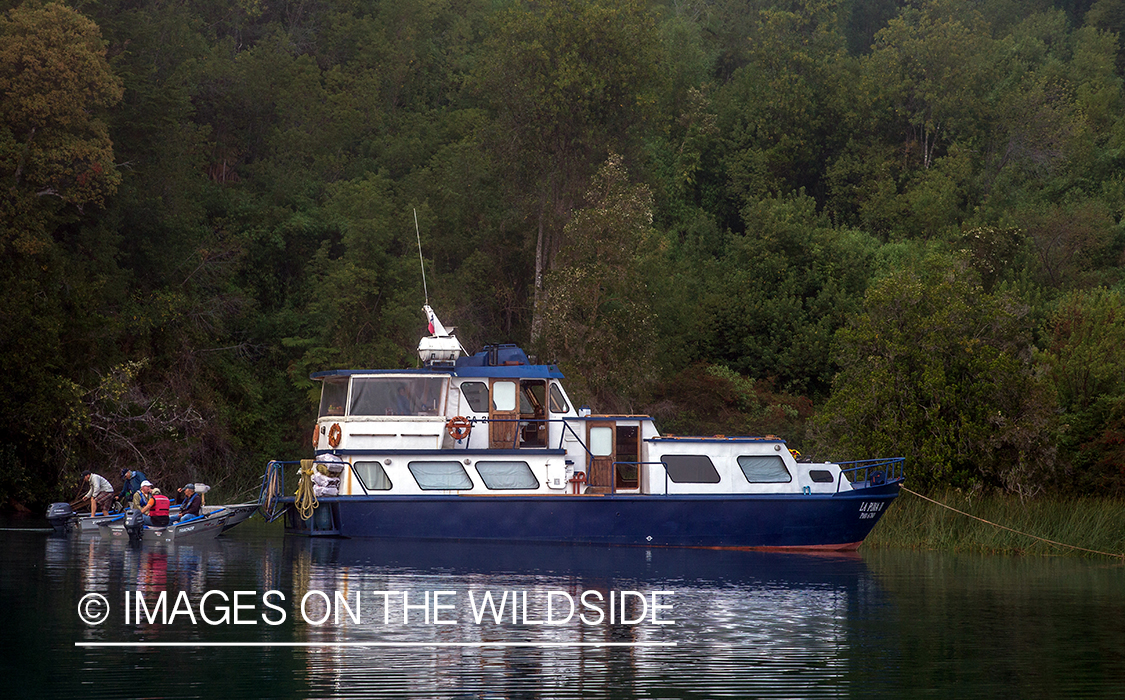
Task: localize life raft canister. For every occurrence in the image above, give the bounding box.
[151,494,171,517]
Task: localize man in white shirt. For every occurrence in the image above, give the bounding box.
[81,471,114,517]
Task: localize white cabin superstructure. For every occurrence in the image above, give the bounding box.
[260,307,903,548]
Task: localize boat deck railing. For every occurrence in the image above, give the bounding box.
[453,416,591,453]
[447,416,619,455]
[835,457,906,493]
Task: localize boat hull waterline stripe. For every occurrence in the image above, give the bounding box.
[75,641,677,648]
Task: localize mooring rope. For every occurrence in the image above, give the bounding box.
[902,486,1124,560]
[295,459,319,522]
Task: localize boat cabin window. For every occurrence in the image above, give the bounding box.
[549,383,569,414]
[738,455,792,483]
[808,469,834,483]
[518,380,548,447]
[662,454,721,484]
[492,381,517,412]
[353,461,393,490]
[475,461,539,490]
[521,382,545,414]
[408,461,473,490]
[319,378,348,417]
[589,427,613,456]
[350,376,445,416]
[460,382,488,413]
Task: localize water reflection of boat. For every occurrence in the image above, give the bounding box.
[313,536,872,585]
[260,306,905,549]
[284,536,884,699]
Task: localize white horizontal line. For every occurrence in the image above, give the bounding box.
[76,641,676,648]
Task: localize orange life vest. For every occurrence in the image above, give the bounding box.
[150,494,170,517]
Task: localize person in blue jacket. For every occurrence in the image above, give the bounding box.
[118,469,146,507]
[172,484,203,523]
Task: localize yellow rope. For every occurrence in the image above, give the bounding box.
[295,459,319,521]
[262,463,279,515]
[902,486,1124,560]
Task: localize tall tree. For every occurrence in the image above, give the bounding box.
[1040,288,1125,494]
[541,154,658,410]
[1,2,123,241]
[0,2,124,503]
[811,255,1058,496]
[718,0,854,207]
[691,193,878,396]
[471,0,663,344]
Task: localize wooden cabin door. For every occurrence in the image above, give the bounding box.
[489,379,519,449]
[586,422,616,492]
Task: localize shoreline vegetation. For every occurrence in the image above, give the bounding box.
[5,0,1125,510]
[864,490,1125,559]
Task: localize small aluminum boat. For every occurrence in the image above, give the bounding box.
[101,508,231,543]
[205,502,258,532]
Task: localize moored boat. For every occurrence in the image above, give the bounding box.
[100,507,232,543]
[259,306,904,549]
[46,503,146,535]
[205,502,258,532]
[46,499,254,537]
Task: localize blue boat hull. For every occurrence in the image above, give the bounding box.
[294,483,900,550]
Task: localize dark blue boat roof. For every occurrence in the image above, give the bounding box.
[311,344,565,380]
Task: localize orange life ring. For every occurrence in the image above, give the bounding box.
[446,416,472,441]
[328,423,342,448]
[313,425,320,448]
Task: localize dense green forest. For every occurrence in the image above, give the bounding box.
[3,0,1125,508]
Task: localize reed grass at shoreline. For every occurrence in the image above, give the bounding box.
[863,489,1125,558]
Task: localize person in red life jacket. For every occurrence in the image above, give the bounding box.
[142,486,171,527]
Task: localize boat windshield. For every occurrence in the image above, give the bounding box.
[318,378,348,417]
[349,376,446,416]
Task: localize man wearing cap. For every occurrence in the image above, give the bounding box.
[118,469,146,507]
[175,483,202,522]
[132,480,153,511]
[80,471,114,517]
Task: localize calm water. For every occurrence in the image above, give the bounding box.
[2,518,1123,699]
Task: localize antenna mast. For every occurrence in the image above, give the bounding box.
[414,208,428,306]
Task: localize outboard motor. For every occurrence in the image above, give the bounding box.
[124,508,145,542]
[46,502,76,534]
